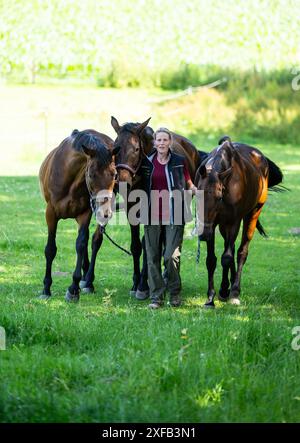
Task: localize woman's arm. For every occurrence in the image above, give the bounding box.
[186,179,197,195]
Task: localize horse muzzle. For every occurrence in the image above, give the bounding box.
[117,169,133,188]
[96,206,113,225]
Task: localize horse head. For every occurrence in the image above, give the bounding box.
[111,116,153,192]
[196,137,235,240]
[78,133,120,227]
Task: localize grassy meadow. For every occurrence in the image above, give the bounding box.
[0,84,300,423]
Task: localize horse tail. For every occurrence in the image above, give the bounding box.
[266,157,283,188]
[256,219,268,238]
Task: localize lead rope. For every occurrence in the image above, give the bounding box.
[195,204,201,264]
[85,168,132,256]
[102,227,132,256]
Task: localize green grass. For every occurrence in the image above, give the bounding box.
[0,141,300,422]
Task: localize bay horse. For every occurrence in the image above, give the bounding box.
[195,136,283,308]
[111,116,208,298]
[39,129,119,302]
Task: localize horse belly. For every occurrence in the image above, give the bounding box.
[56,197,89,219]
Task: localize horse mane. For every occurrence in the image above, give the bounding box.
[71,130,111,165]
[121,123,140,133]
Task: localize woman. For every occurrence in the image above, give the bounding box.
[141,127,197,309]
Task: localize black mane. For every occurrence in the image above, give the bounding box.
[72,130,111,165]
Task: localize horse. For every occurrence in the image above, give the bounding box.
[195,135,284,308]
[111,116,208,298]
[39,129,119,302]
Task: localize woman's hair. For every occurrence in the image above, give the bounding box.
[154,127,172,141]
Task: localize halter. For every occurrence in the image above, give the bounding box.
[115,137,145,177]
[85,165,113,217]
[85,164,132,254]
[85,166,97,216]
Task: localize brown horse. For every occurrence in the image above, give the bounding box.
[195,136,283,308]
[39,129,119,301]
[111,116,207,298]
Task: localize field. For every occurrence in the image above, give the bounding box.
[0,85,300,423]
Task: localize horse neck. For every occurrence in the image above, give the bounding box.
[171,135,198,180]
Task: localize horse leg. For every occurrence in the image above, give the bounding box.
[65,211,91,302]
[129,224,142,296]
[80,227,90,288]
[203,231,217,308]
[135,234,150,299]
[230,209,263,304]
[218,222,240,302]
[40,204,58,299]
[82,224,103,293]
[229,244,236,288]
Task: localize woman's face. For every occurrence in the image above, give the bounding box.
[154,131,171,155]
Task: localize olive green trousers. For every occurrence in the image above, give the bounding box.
[144,225,184,303]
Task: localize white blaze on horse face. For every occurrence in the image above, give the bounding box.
[95,190,114,225]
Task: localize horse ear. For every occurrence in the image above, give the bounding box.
[82,145,96,158]
[218,135,231,145]
[140,126,154,154]
[199,163,207,178]
[111,116,121,134]
[222,140,236,161]
[112,145,121,157]
[136,117,151,135]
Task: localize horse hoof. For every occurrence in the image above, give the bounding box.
[229,298,241,306]
[135,289,150,300]
[79,280,87,289]
[129,290,136,297]
[65,290,79,302]
[38,293,51,300]
[218,293,229,302]
[203,301,215,309]
[81,286,94,294]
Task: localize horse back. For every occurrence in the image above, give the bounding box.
[170,132,202,181]
[39,135,87,204]
[231,143,269,211]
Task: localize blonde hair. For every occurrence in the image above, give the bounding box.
[154,127,173,142]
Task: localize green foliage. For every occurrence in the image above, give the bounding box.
[0,0,299,86]
[154,69,300,145]
[160,64,229,90]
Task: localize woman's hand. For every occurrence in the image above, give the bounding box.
[187,180,197,195]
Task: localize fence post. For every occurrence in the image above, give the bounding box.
[42,107,49,152]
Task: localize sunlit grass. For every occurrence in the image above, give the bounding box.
[0,83,300,422]
[0,159,300,422]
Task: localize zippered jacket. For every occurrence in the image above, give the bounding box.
[138,150,193,225]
